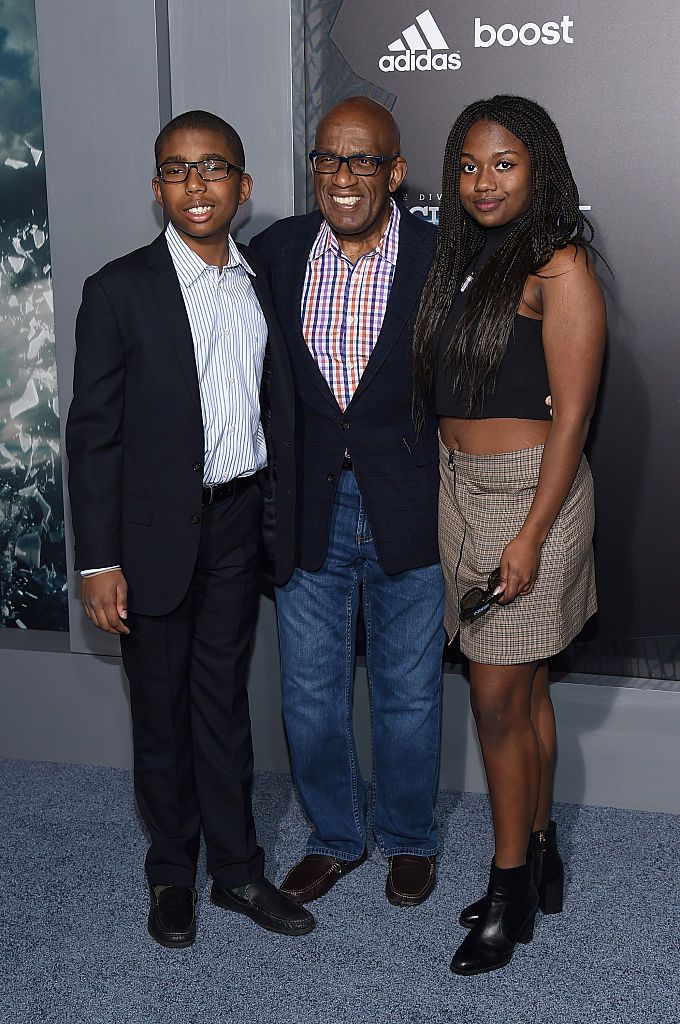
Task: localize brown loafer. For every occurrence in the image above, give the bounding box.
[386,854,437,907]
[279,850,368,904]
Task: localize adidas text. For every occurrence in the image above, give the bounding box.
[379,50,461,72]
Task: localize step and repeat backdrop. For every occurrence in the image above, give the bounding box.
[0,0,68,631]
[303,0,680,680]
[2,0,678,680]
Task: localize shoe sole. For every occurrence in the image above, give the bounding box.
[451,951,514,976]
[147,923,195,949]
[210,890,315,936]
[386,879,436,908]
[279,884,336,906]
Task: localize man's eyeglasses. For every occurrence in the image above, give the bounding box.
[156,159,244,183]
[459,568,503,623]
[308,151,399,176]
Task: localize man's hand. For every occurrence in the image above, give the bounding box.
[81,569,130,634]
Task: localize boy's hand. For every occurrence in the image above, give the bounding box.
[82,570,130,634]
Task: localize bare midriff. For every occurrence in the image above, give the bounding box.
[439,417,551,455]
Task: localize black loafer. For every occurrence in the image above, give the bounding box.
[210,877,316,935]
[148,885,197,948]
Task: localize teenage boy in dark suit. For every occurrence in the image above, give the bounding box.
[66,110,313,947]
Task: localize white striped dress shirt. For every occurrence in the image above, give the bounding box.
[165,222,268,485]
[82,224,267,576]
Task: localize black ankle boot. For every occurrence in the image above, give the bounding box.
[450,857,539,976]
[458,820,564,928]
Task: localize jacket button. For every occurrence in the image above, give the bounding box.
[191,514,201,524]
[327,473,336,484]
[192,462,203,472]
[341,421,350,430]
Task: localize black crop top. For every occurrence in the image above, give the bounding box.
[435,223,552,421]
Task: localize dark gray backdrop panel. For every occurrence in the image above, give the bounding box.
[306,0,680,681]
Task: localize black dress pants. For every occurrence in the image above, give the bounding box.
[120,480,265,888]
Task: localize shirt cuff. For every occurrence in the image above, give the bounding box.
[81,566,121,577]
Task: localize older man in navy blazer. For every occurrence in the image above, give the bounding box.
[251,97,445,908]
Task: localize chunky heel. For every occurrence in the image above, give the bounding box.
[517,913,536,944]
[533,820,564,916]
[539,874,564,915]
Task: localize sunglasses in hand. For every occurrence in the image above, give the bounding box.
[459,568,503,623]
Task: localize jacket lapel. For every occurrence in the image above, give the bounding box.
[146,233,201,412]
[349,212,434,407]
[246,252,279,335]
[243,247,295,431]
[279,220,341,413]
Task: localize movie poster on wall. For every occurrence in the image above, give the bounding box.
[303,0,680,680]
[0,0,68,631]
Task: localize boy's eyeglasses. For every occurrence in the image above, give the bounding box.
[459,568,503,623]
[156,159,244,183]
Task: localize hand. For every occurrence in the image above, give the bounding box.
[496,533,542,605]
[81,569,130,634]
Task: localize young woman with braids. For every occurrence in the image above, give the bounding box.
[413,95,606,976]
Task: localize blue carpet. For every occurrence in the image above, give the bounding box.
[1,758,678,1024]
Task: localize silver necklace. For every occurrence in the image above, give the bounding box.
[459,250,481,292]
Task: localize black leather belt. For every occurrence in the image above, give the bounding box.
[341,454,353,471]
[201,476,252,505]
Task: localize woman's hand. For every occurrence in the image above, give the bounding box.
[496,532,543,604]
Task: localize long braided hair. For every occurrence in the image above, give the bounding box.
[412,95,593,429]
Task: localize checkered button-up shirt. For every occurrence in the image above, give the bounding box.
[301,200,400,411]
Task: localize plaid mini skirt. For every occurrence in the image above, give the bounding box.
[438,435,597,665]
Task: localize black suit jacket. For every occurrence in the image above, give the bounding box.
[250,209,439,575]
[66,232,296,616]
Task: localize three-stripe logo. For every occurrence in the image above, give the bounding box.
[379,9,461,72]
[387,8,448,52]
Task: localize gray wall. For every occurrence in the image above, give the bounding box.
[3,636,680,814]
[2,0,679,819]
[167,0,300,237]
[35,0,166,658]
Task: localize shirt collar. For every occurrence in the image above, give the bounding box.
[165,221,256,287]
[309,198,401,267]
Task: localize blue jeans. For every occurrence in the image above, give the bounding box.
[276,469,444,860]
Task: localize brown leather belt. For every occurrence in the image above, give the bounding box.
[201,476,252,505]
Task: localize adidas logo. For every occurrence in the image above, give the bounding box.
[379,9,461,73]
